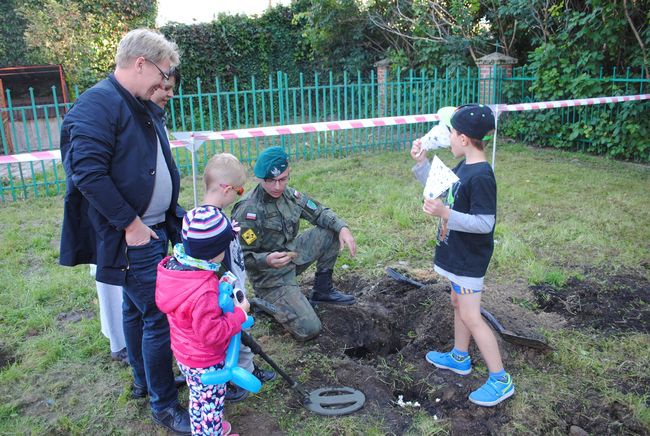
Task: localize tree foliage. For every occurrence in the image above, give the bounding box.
[160,1,383,90]
[161,6,313,91]
[292,0,380,72]
[0,0,31,67]
[366,0,648,75]
[3,0,156,89]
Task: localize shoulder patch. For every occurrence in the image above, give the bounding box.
[246,212,257,220]
[306,199,317,210]
[242,229,257,245]
[293,190,302,199]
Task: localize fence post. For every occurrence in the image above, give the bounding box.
[0,79,14,155]
[476,52,517,105]
[375,59,390,117]
[277,71,285,150]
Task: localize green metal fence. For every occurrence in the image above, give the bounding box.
[0,67,647,203]
[495,67,648,155]
[166,68,485,177]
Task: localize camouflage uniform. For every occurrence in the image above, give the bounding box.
[231,184,347,341]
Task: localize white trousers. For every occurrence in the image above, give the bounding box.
[90,265,126,353]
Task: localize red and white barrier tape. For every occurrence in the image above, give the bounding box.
[168,113,440,148]
[1,93,648,165]
[494,94,650,112]
[0,149,61,165]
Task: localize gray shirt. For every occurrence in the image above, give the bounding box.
[141,136,172,226]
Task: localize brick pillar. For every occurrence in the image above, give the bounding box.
[375,59,390,117]
[476,53,517,105]
[0,79,14,155]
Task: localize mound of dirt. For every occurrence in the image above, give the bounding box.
[531,272,650,333]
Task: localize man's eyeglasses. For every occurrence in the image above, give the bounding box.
[263,175,290,185]
[220,184,245,196]
[145,59,170,81]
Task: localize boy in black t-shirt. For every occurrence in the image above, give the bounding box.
[410,104,514,407]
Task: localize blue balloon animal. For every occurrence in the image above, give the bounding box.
[200,278,262,393]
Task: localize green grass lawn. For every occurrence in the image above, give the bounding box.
[0,142,648,434]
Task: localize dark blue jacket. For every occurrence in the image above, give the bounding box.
[59,74,184,285]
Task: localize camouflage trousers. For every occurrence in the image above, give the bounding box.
[249,227,339,341]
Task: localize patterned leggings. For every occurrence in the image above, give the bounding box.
[178,361,227,435]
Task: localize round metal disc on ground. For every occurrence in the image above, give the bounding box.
[304,386,366,416]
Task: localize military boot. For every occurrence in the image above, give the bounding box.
[310,269,355,305]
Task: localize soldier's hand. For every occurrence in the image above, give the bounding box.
[266,251,293,268]
[339,227,356,257]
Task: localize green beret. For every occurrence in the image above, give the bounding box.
[254,146,289,179]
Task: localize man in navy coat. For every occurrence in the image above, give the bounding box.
[60,29,189,434]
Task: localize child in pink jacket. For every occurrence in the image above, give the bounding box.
[156,205,250,435]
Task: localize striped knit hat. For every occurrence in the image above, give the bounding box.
[182,205,234,261]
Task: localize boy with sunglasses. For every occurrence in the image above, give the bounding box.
[202,153,276,403]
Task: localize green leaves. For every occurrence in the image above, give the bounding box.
[7,0,156,87]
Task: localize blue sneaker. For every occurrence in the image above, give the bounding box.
[469,374,515,406]
[425,350,472,375]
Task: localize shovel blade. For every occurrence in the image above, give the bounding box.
[498,330,550,350]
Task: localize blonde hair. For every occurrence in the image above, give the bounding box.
[115,29,180,68]
[204,153,247,191]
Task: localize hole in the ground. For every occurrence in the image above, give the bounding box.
[318,304,412,360]
[343,342,403,359]
[313,273,450,361]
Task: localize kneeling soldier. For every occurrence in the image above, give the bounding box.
[232,147,357,341]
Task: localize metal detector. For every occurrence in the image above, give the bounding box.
[240,332,366,416]
[385,267,551,350]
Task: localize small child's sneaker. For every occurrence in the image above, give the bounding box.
[425,350,472,375]
[469,374,515,407]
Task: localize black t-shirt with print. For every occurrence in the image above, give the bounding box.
[434,160,497,278]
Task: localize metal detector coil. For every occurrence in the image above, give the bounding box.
[304,387,366,416]
[241,332,366,416]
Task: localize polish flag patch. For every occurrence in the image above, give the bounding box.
[246,212,257,220]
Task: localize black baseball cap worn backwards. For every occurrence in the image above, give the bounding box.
[450,104,495,140]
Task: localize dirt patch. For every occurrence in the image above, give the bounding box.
[311,274,518,434]
[531,272,650,333]
[241,269,647,435]
[231,406,285,435]
[0,344,16,370]
[56,309,95,326]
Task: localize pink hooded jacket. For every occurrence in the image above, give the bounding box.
[155,256,247,368]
